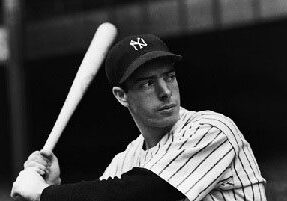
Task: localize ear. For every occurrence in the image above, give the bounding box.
[112,87,128,107]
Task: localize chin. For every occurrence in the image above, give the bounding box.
[155,111,180,128]
[164,115,179,127]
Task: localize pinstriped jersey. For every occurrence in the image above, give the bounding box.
[100,107,267,201]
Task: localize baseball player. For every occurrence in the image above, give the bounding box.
[11,34,267,201]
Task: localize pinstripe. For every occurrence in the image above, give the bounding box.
[232,189,237,200]
[176,138,229,188]
[203,115,258,178]
[218,175,233,185]
[144,150,148,161]
[180,129,188,138]
[179,126,200,149]
[185,148,233,193]
[233,155,247,201]
[237,153,255,200]
[198,115,260,200]
[144,112,199,170]
[210,194,216,201]
[188,151,233,200]
[194,126,215,147]
[180,111,189,124]
[178,119,191,137]
[258,183,265,201]
[242,147,260,182]
[146,140,172,169]
[220,190,227,201]
[198,120,251,200]
[101,108,266,201]
[236,144,258,201]
[164,132,171,145]
[144,132,174,168]
[257,183,262,201]
[179,115,193,131]
[158,149,185,175]
[169,132,224,182]
[198,117,241,150]
[246,145,262,177]
[200,122,240,154]
[177,113,200,139]
[250,157,264,200]
[154,143,161,155]
[241,147,262,200]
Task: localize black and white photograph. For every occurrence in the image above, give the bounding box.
[1,0,287,200]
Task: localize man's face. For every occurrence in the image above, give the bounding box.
[124,59,181,129]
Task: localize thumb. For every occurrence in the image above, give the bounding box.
[39,150,53,166]
[40,149,52,158]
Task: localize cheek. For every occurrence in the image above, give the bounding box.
[128,93,156,114]
[171,82,180,98]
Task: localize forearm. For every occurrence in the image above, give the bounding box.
[41,167,184,201]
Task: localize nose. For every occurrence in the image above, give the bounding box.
[157,79,172,100]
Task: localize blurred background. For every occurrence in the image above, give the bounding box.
[1,0,287,200]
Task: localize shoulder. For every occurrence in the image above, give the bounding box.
[192,110,237,128]
[178,108,245,153]
[178,108,238,131]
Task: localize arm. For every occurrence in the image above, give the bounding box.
[41,167,185,201]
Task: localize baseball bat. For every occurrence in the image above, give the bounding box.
[13,22,117,201]
[41,22,117,154]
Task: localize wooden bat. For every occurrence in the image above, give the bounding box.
[12,22,117,201]
[41,22,117,155]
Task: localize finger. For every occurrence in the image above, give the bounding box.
[24,161,47,172]
[40,151,53,165]
[24,162,49,178]
[32,153,49,164]
[27,154,48,167]
[28,165,47,176]
[24,160,46,170]
[18,167,46,180]
[40,150,52,160]
[36,168,46,176]
[27,151,41,161]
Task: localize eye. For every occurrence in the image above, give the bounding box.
[165,72,176,82]
[139,79,154,89]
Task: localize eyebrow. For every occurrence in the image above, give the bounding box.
[134,69,175,82]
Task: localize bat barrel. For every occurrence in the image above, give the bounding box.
[41,22,117,154]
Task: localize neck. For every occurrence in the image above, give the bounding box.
[134,119,173,149]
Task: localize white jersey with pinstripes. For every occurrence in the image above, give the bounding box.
[100,107,267,201]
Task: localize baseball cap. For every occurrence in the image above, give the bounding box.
[105,34,182,86]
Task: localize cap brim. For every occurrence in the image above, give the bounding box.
[119,51,182,84]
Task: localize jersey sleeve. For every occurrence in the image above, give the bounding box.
[100,152,124,180]
[143,113,237,201]
[100,135,144,180]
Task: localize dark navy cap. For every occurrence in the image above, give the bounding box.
[105,34,182,86]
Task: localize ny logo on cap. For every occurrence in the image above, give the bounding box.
[130,37,148,51]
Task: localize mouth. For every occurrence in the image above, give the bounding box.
[158,103,177,112]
